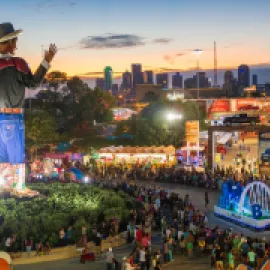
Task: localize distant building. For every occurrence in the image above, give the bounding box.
[223,70,239,97]
[252,74,258,86]
[112,84,119,95]
[184,72,210,89]
[265,83,270,96]
[122,71,132,90]
[172,72,183,88]
[144,70,154,84]
[132,64,144,89]
[238,64,250,89]
[156,73,168,89]
[104,66,113,91]
[96,78,105,90]
[135,84,225,102]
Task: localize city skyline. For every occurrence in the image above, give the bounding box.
[88,66,270,91]
[2,0,270,76]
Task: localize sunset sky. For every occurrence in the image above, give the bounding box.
[2,0,270,77]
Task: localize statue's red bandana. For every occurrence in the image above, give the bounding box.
[0,57,29,74]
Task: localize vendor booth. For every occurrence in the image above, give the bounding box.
[97,145,176,165]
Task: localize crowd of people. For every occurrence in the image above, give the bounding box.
[92,163,270,190]
[7,165,270,269]
[90,179,270,270]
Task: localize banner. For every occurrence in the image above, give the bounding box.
[186,121,199,144]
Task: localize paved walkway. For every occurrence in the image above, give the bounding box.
[14,245,210,270]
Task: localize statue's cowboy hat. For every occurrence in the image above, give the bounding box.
[0,23,22,43]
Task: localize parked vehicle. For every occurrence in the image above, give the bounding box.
[223,114,260,126]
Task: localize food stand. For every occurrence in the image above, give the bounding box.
[97,145,176,166]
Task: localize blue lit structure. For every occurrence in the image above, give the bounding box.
[214,181,270,231]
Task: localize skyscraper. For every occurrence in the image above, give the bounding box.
[252,74,258,86]
[156,73,168,89]
[122,71,132,90]
[112,84,119,96]
[238,64,250,88]
[172,72,183,88]
[96,78,105,90]
[132,64,144,89]
[104,66,113,91]
[184,72,210,89]
[223,70,238,97]
[144,70,154,84]
[224,70,234,84]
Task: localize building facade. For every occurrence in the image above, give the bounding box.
[156,73,168,89]
[238,64,250,88]
[96,78,105,90]
[172,72,183,88]
[184,72,210,89]
[144,70,154,84]
[135,84,225,102]
[252,74,258,86]
[112,84,119,95]
[223,70,239,97]
[122,71,132,90]
[132,64,144,89]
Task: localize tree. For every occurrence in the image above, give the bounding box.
[115,99,206,146]
[46,71,68,90]
[67,76,89,100]
[25,109,62,160]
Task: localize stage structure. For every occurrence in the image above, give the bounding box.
[214,181,270,231]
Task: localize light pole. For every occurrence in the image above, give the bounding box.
[193,49,203,99]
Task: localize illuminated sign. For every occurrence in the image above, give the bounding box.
[167,92,184,101]
[244,85,256,92]
[186,121,200,144]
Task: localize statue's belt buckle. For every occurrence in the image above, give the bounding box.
[0,108,23,114]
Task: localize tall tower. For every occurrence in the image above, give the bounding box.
[122,71,132,90]
[252,74,258,86]
[131,64,143,89]
[156,73,169,89]
[172,72,183,88]
[238,64,250,88]
[104,66,112,91]
[214,41,217,86]
[144,70,154,84]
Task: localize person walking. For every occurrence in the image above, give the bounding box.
[204,191,209,208]
[214,244,224,270]
[227,248,235,270]
[139,247,146,270]
[105,247,114,270]
[25,237,32,258]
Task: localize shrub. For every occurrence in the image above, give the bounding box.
[0,183,130,250]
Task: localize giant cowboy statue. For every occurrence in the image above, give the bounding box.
[0,22,57,190]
